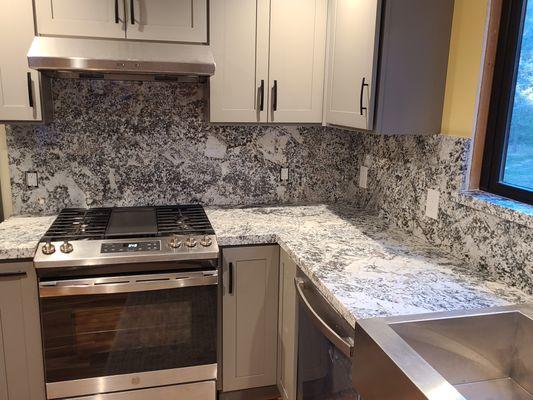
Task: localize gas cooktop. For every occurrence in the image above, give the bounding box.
[34,205,219,269]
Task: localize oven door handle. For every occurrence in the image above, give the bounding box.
[39,271,218,298]
[295,277,354,358]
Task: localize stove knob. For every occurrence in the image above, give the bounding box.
[185,237,197,248]
[169,236,182,249]
[60,241,74,254]
[200,235,212,247]
[42,241,56,255]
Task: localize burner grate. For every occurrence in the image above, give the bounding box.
[41,205,214,242]
[156,205,214,235]
[42,208,112,242]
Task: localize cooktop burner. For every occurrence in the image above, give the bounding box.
[42,205,215,242]
[34,205,218,269]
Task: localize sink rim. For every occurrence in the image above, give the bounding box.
[355,304,533,400]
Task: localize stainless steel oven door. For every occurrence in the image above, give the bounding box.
[295,277,359,400]
[39,271,218,399]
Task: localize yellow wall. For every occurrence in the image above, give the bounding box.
[441,0,489,138]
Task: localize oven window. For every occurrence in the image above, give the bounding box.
[41,286,217,382]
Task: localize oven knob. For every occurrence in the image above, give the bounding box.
[60,241,74,254]
[169,236,182,249]
[185,237,197,248]
[200,235,212,247]
[42,241,56,255]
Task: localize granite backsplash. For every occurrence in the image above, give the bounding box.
[5,78,533,293]
[6,79,359,214]
[350,133,533,294]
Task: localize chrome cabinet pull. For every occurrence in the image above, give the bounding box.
[359,77,368,116]
[295,277,354,358]
[27,72,34,108]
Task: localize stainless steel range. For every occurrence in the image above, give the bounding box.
[33,205,219,400]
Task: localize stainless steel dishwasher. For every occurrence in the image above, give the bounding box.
[295,272,359,400]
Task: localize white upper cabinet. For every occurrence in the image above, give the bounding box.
[210,0,327,124]
[35,0,126,39]
[35,0,207,42]
[325,0,380,130]
[268,0,327,123]
[209,0,270,123]
[126,0,207,43]
[0,0,47,122]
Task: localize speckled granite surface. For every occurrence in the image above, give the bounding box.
[0,216,55,260]
[206,204,533,326]
[6,79,358,214]
[1,205,531,325]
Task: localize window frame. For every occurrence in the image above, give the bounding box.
[481,0,533,205]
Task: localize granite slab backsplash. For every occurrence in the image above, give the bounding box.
[350,133,533,294]
[6,79,359,214]
[5,78,533,294]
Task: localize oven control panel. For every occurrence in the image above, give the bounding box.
[101,241,161,254]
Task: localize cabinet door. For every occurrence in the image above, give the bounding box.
[222,246,280,392]
[209,0,270,123]
[126,0,207,43]
[0,263,46,400]
[0,0,45,122]
[325,0,380,130]
[277,250,298,400]
[35,0,125,39]
[268,0,327,123]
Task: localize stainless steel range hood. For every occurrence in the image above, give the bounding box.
[28,36,215,80]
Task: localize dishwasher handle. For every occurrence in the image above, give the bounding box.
[295,277,354,358]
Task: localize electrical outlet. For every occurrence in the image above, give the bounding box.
[25,171,38,188]
[364,154,372,168]
[425,189,440,220]
[280,167,289,182]
[359,166,368,189]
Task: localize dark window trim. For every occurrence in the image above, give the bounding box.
[481,0,533,205]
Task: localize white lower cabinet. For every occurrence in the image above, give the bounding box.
[0,262,46,400]
[222,246,280,392]
[277,250,298,400]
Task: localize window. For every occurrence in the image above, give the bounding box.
[482,0,533,205]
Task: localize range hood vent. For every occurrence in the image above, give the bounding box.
[28,37,215,80]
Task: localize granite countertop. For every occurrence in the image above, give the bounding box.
[1,204,531,326]
[0,216,56,260]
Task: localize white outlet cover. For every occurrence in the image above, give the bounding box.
[359,166,369,189]
[280,167,289,181]
[364,154,372,167]
[25,171,38,188]
[425,189,440,220]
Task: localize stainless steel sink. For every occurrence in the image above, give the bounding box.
[353,305,533,400]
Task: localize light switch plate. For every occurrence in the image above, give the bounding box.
[425,189,440,220]
[25,171,38,188]
[364,154,372,168]
[359,166,368,189]
[280,167,289,182]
